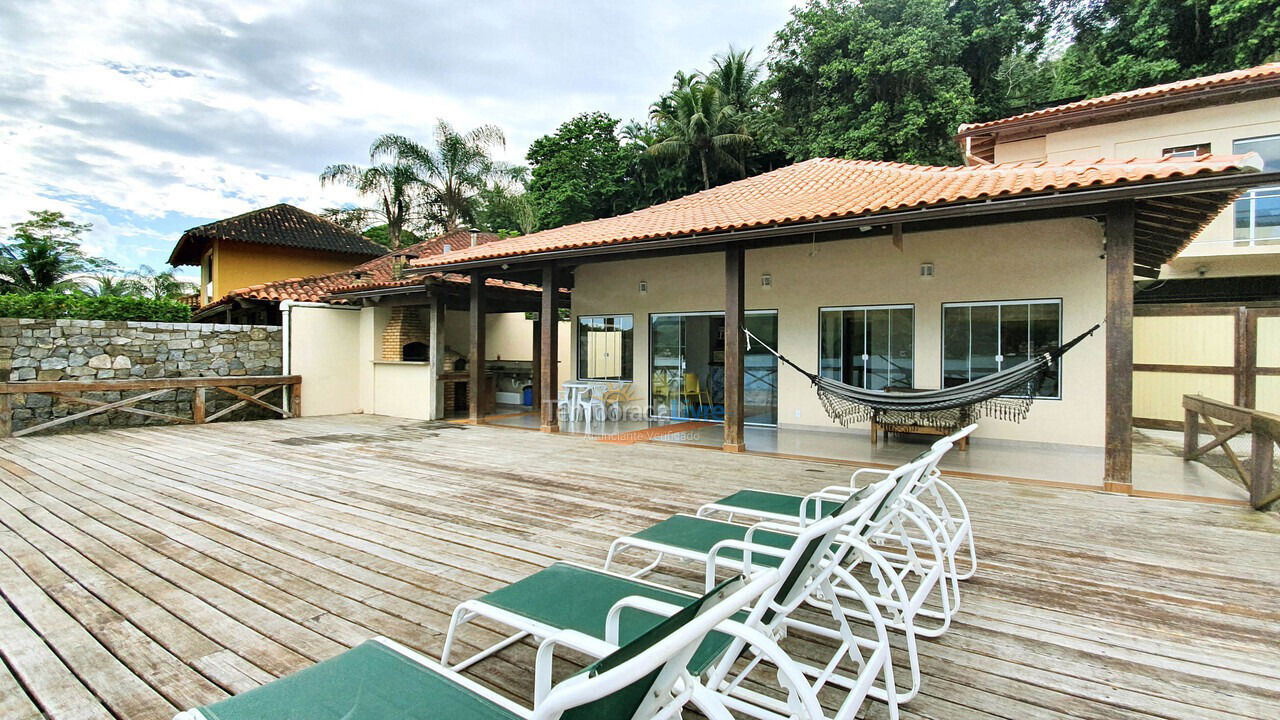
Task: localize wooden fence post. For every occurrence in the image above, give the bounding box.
[1182,408,1198,459]
[193,387,206,424]
[290,381,302,418]
[0,393,10,438]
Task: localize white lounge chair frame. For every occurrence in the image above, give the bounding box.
[443,479,903,720]
[610,444,954,703]
[178,572,781,720]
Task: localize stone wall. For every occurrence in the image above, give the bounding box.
[1,318,283,433]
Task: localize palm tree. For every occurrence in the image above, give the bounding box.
[129,265,197,300]
[82,274,138,297]
[648,80,752,190]
[320,137,426,250]
[380,120,512,232]
[705,46,762,114]
[0,210,111,294]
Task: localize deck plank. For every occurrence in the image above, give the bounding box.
[0,414,1276,720]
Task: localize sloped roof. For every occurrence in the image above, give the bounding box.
[194,228,537,317]
[957,62,1280,136]
[169,204,387,266]
[412,155,1261,268]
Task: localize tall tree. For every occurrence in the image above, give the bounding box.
[0,211,111,294]
[526,112,631,228]
[320,137,423,251]
[391,120,513,232]
[648,79,753,189]
[769,0,976,165]
[1065,0,1280,96]
[947,0,1061,118]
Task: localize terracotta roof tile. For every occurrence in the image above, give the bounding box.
[200,228,538,311]
[957,62,1280,136]
[413,155,1261,267]
[170,204,387,266]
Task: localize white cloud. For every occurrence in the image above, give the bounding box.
[0,0,794,268]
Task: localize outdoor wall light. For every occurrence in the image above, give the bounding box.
[639,280,648,293]
[761,273,773,287]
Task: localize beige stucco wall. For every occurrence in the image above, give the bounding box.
[371,361,435,419]
[288,304,363,416]
[571,217,1108,446]
[990,97,1280,274]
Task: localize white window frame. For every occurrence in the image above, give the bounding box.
[818,304,915,390]
[576,314,633,382]
[941,298,1063,400]
[1232,134,1280,245]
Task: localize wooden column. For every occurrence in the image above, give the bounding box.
[723,245,746,452]
[469,270,486,423]
[192,387,206,424]
[1104,201,1135,493]
[539,264,559,432]
[429,297,446,419]
[531,317,542,411]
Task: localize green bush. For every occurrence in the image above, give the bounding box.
[0,292,192,322]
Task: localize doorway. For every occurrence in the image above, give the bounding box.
[649,310,778,425]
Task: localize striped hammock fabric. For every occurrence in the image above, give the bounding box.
[747,324,1100,427]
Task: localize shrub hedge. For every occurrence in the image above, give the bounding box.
[0,292,192,322]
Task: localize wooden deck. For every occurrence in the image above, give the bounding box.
[0,414,1277,719]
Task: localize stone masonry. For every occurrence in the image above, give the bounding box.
[1,318,283,433]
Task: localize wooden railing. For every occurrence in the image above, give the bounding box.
[0,375,301,438]
[1183,394,1279,509]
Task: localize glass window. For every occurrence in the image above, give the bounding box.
[1161,143,1210,158]
[1233,135,1280,244]
[942,299,1061,398]
[819,305,913,390]
[576,315,632,381]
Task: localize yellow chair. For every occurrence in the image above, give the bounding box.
[678,372,710,412]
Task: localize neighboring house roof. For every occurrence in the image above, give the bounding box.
[168,203,388,266]
[412,155,1262,269]
[193,228,536,317]
[955,63,1280,162]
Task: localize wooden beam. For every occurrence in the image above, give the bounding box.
[212,385,288,418]
[539,264,559,433]
[469,269,486,423]
[723,245,746,453]
[52,393,192,425]
[1104,201,1135,493]
[0,375,299,394]
[205,385,285,423]
[531,317,542,411]
[429,297,446,420]
[12,388,172,438]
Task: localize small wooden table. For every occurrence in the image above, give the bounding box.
[869,395,972,451]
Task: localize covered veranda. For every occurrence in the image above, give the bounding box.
[413,157,1280,497]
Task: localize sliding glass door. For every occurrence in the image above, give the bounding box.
[650,311,778,425]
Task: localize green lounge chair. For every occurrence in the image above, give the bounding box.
[174,571,780,720]
[442,479,901,720]
[605,445,951,705]
[699,424,979,586]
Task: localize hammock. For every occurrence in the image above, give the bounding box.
[745,324,1100,428]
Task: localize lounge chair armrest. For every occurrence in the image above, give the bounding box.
[706,539,791,590]
[850,467,891,485]
[603,595,687,645]
[535,629,619,703]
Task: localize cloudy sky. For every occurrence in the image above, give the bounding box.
[0,0,795,274]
